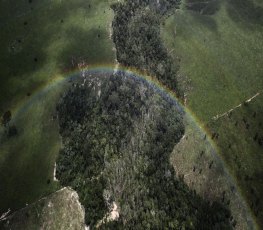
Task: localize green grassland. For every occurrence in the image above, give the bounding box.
[171,114,254,229]
[0,85,62,214]
[0,0,116,112]
[162,0,263,227]
[0,0,116,214]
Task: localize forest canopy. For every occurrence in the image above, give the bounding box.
[56,0,232,229]
[56,72,232,229]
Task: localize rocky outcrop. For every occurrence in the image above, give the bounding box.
[0,187,86,230]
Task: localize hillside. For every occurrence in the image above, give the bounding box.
[0,187,86,230]
[161,0,263,226]
[56,71,232,229]
[0,0,261,229]
[0,0,116,214]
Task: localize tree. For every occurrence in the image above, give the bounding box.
[1,110,11,127]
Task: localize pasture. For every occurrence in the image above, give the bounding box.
[0,0,116,213]
[162,0,263,226]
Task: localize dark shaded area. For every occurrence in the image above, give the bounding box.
[185,0,220,15]
[190,11,218,31]
[0,0,99,110]
[57,27,111,71]
[8,125,18,137]
[227,0,263,26]
[1,110,12,127]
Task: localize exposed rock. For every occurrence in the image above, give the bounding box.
[0,187,86,230]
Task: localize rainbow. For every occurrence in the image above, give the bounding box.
[6,63,257,229]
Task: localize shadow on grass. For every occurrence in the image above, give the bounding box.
[182,0,220,32]
[184,0,220,15]
[0,0,112,214]
[190,12,219,31]
[0,0,104,111]
[57,27,112,70]
[227,0,263,26]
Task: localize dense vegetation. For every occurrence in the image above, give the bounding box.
[55,0,234,229]
[56,72,232,229]
[111,0,182,95]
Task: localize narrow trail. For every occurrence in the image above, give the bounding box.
[212,90,262,121]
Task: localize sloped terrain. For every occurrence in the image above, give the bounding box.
[162,0,263,227]
[0,0,117,214]
[56,72,232,229]
[0,0,260,229]
[0,187,86,230]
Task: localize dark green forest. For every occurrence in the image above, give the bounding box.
[56,72,232,229]
[56,0,233,229]
[111,0,182,95]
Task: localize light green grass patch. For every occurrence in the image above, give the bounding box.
[162,0,263,226]
[162,1,263,121]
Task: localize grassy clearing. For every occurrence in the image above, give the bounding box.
[171,114,253,229]
[162,0,263,226]
[0,83,63,214]
[162,1,263,121]
[0,0,116,213]
[0,0,116,112]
